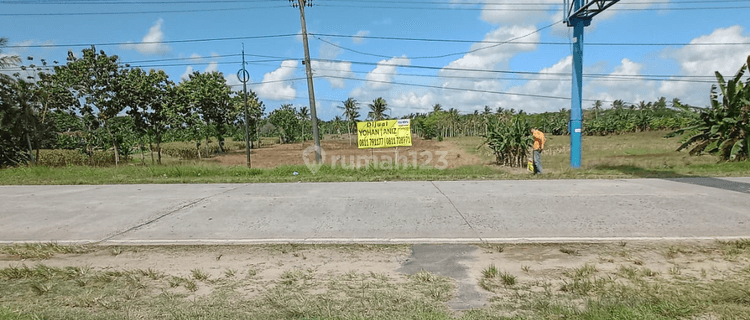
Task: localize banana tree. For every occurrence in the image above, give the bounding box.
[671,55,750,161]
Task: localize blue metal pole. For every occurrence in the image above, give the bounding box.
[570,18,584,168]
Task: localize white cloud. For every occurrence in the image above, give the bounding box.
[479,0,552,26]
[391,91,437,114]
[349,56,411,109]
[121,19,170,55]
[204,62,218,73]
[311,42,354,89]
[312,60,353,89]
[180,66,194,81]
[659,25,750,106]
[225,71,246,91]
[353,30,370,44]
[366,55,411,90]
[318,42,342,60]
[255,60,298,100]
[188,53,202,63]
[550,0,670,37]
[586,58,658,107]
[441,25,539,76]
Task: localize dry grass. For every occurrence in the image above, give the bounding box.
[0,241,749,319]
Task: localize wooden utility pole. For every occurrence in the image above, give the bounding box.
[289,0,322,163]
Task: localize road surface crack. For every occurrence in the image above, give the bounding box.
[431,182,485,244]
[97,185,248,244]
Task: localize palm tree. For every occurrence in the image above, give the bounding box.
[612,99,624,110]
[298,106,310,142]
[432,103,443,115]
[332,115,344,135]
[593,100,602,119]
[448,108,460,137]
[0,38,20,68]
[339,97,360,144]
[368,97,389,121]
[670,98,682,110]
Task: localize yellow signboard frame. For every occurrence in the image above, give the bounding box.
[357,119,412,149]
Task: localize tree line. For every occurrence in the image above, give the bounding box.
[2,38,747,167]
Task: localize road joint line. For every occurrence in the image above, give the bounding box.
[96,184,250,243]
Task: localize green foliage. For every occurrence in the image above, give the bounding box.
[0,37,20,68]
[529,109,569,135]
[181,71,234,152]
[122,68,175,164]
[230,88,265,148]
[0,77,31,167]
[367,97,389,121]
[159,139,244,160]
[481,116,533,167]
[268,104,301,143]
[339,98,361,142]
[35,149,119,167]
[671,55,750,161]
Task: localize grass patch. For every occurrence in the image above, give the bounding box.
[560,248,578,255]
[2,242,750,319]
[0,243,93,260]
[2,132,749,185]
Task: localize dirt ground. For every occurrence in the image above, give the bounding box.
[2,241,747,309]
[208,136,485,169]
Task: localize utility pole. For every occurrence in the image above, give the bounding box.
[237,44,252,168]
[564,0,619,168]
[290,0,322,163]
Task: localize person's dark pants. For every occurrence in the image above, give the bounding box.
[533,149,543,174]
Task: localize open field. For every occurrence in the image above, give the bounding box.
[1,241,749,319]
[1,131,749,185]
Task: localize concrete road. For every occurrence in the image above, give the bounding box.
[1,177,749,244]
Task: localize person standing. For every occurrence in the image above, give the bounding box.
[531,127,546,174]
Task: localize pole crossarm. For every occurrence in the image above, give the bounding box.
[564,0,620,26]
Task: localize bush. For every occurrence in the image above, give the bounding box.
[481,117,533,167]
[36,149,120,167]
[160,139,245,160]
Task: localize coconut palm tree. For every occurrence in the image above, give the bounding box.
[339,97,360,144]
[592,100,602,119]
[298,106,310,142]
[432,103,443,115]
[0,38,20,68]
[368,97,389,121]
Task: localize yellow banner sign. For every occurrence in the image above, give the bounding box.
[357,119,412,149]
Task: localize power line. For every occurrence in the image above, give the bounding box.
[6,0,750,4]
[314,3,750,11]
[4,0,278,4]
[311,33,750,47]
[4,2,750,15]
[5,34,298,48]
[316,74,599,102]
[316,58,719,79]
[5,52,724,82]
[128,59,287,68]
[0,4,286,16]
[311,66,717,84]
[314,21,559,60]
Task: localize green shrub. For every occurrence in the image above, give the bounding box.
[36,149,120,167]
[160,139,245,160]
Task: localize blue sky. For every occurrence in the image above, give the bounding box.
[2,0,750,120]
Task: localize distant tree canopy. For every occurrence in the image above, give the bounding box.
[2,43,741,168]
